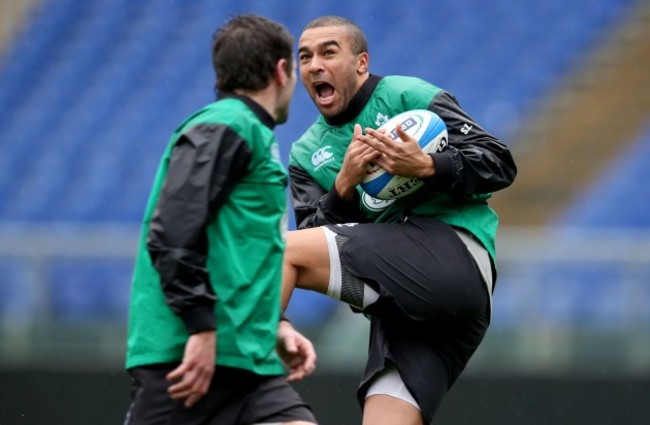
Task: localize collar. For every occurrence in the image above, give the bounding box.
[217,91,276,129]
[324,74,383,126]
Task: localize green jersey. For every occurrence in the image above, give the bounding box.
[126,94,287,375]
[289,75,517,261]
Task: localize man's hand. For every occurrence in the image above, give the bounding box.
[276,320,317,382]
[361,123,435,178]
[167,330,216,408]
[335,124,382,200]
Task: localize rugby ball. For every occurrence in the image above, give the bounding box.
[361,109,448,200]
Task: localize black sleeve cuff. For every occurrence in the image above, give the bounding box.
[322,184,363,222]
[424,151,456,191]
[179,306,217,334]
[279,311,291,322]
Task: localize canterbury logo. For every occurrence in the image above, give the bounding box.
[311,146,334,169]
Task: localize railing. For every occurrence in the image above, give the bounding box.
[0,224,649,374]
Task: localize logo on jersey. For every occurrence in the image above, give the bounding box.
[361,192,396,212]
[460,123,473,134]
[375,112,389,127]
[311,146,334,170]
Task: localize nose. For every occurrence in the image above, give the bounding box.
[307,55,324,73]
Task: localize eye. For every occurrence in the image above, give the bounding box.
[299,53,311,62]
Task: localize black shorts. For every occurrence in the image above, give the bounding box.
[325,216,491,424]
[124,364,316,425]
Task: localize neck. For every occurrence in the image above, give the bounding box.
[355,72,370,93]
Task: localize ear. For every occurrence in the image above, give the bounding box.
[356,52,369,75]
[274,58,290,87]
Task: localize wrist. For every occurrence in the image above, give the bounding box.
[279,310,290,322]
[418,154,435,178]
[334,177,355,200]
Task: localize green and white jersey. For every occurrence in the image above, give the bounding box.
[289,75,518,261]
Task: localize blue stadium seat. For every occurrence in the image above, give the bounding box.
[493,261,631,330]
[556,122,650,228]
[0,0,640,325]
[0,260,40,320]
[285,290,339,328]
[0,0,637,224]
[49,259,133,321]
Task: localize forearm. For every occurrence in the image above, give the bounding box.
[426,91,517,195]
[147,241,217,333]
[147,124,251,333]
[289,165,366,228]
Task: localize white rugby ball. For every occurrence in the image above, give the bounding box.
[361,109,448,200]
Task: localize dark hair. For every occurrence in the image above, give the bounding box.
[304,16,368,55]
[212,14,293,92]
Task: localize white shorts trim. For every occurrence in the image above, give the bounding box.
[454,229,493,311]
[322,227,342,299]
[365,363,420,410]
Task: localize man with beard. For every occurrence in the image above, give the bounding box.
[125,15,318,425]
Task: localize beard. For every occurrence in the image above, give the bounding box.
[275,105,289,124]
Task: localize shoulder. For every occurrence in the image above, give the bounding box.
[180,99,272,150]
[198,99,265,132]
[291,116,327,151]
[289,115,330,167]
[375,75,444,110]
[380,75,442,93]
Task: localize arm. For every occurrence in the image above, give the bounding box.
[289,164,367,229]
[425,91,517,195]
[148,124,252,332]
[359,91,517,197]
[289,125,378,229]
[147,123,252,407]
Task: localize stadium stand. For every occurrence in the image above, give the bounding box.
[49,259,133,321]
[495,122,650,330]
[0,259,40,321]
[491,2,650,226]
[0,0,644,330]
[556,122,650,228]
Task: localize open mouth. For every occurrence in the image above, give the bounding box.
[314,82,335,101]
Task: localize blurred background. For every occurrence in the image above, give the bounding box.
[0,0,649,423]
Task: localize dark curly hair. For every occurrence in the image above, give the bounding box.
[212,14,294,92]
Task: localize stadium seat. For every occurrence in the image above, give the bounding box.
[0,0,637,224]
[0,260,40,321]
[556,121,650,228]
[49,259,133,321]
[0,0,640,325]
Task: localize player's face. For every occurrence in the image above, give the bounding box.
[298,26,368,118]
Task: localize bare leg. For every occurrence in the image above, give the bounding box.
[363,395,423,425]
[282,228,331,310]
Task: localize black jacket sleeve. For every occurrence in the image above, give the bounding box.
[289,165,368,229]
[423,91,517,195]
[147,124,252,334]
